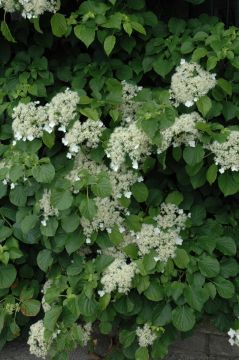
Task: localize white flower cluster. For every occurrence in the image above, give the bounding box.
[228,328,239,347]
[5,302,20,315]
[136,324,157,348]
[208,130,239,173]
[66,153,141,199]
[27,320,49,359]
[157,112,204,154]
[12,89,80,142]
[0,0,19,13]
[80,197,124,239]
[106,122,151,171]
[78,323,92,346]
[121,80,142,123]
[45,88,80,133]
[41,279,52,312]
[62,119,105,159]
[101,256,137,294]
[109,168,142,199]
[0,0,58,18]
[12,101,47,141]
[126,203,188,262]
[39,189,59,226]
[170,59,216,107]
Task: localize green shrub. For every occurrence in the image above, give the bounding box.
[0,1,239,359]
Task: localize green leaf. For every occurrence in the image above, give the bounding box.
[131,21,146,35]
[37,249,53,272]
[126,215,142,232]
[168,18,186,34]
[216,236,236,256]
[218,172,239,196]
[42,131,55,149]
[32,164,55,183]
[51,190,73,211]
[172,305,196,332]
[0,226,12,242]
[10,185,27,206]
[1,21,16,43]
[20,299,41,317]
[108,226,123,246]
[190,204,206,226]
[174,249,189,269]
[220,259,239,278]
[119,330,136,348]
[0,264,16,289]
[165,191,183,205]
[65,232,85,255]
[207,56,217,71]
[206,164,218,185]
[181,40,194,54]
[184,285,208,311]
[217,78,232,96]
[183,145,204,166]
[32,18,43,34]
[198,255,220,278]
[67,257,84,276]
[198,235,216,254]
[95,255,114,273]
[74,24,95,47]
[104,35,116,56]
[214,276,235,299]
[20,286,35,301]
[153,58,174,78]
[51,13,67,37]
[153,303,172,326]
[144,281,164,301]
[78,292,98,317]
[61,214,80,233]
[21,215,38,234]
[196,96,212,117]
[132,183,149,203]
[79,197,97,220]
[135,347,149,360]
[123,22,132,36]
[9,165,24,182]
[41,218,58,237]
[191,47,208,62]
[91,173,112,197]
[44,305,62,332]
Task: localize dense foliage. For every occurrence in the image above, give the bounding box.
[1,1,239,359]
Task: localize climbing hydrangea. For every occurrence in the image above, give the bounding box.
[228,328,239,347]
[62,119,105,159]
[41,280,52,313]
[45,89,80,133]
[208,130,239,173]
[170,59,216,107]
[101,256,137,294]
[136,324,157,348]
[66,153,141,199]
[106,122,151,171]
[0,0,58,18]
[157,112,205,154]
[125,203,189,262]
[12,101,47,141]
[12,89,80,141]
[27,320,50,359]
[80,197,125,239]
[39,189,59,226]
[121,80,143,123]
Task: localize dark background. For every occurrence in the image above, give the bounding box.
[152,0,239,26]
